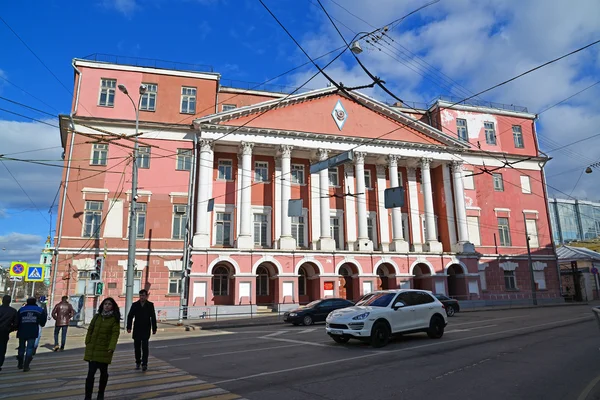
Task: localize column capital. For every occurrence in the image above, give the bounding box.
[420,157,433,169]
[317,148,330,161]
[387,154,401,167]
[199,139,213,152]
[450,160,464,172]
[354,151,367,165]
[239,142,254,156]
[280,145,293,159]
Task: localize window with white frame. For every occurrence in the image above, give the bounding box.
[176,149,192,171]
[534,270,546,290]
[479,270,487,291]
[463,170,475,190]
[493,173,504,191]
[91,143,108,166]
[397,171,404,187]
[364,170,372,189]
[98,78,116,107]
[222,104,236,112]
[212,266,229,296]
[328,167,339,186]
[456,118,468,141]
[76,271,96,294]
[255,161,269,182]
[497,217,511,246]
[520,175,531,194]
[298,268,307,296]
[83,201,103,238]
[466,216,481,246]
[218,160,232,180]
[136,203,146,239]
[140,83,157,111]
[180,87,196,114]
[123,270,142,294]
[253,214,268,247]
[137,146,150,169]
[330,217,341,250]
[367,216,375,243]
[291,164,304,184]
[215,212,232,246]
[168,271,182,294]
[292,216,305,247]
[256,266,269,296]
[513,125,524,148]
[172,205,188,240]
[504,270,517,290]
[526,219,539,247]
[484,122,497,145]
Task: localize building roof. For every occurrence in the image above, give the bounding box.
[556,245,600,262]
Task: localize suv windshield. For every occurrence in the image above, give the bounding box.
[355,292,396,307]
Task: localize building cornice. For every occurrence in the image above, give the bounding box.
[73,59,221,81]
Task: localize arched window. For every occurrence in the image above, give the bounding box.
[340,266,350,276]
[298,267,307,296]
[256,266,269,296]
[212,265,230,296]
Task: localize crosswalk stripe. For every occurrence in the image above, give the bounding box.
[0,364,176,382]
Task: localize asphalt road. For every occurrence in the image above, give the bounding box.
[150,305,600,400]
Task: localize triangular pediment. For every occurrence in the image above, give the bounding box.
[196,88,468,149]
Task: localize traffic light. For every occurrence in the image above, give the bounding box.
[91,256,104,281]
[95,282,104,296]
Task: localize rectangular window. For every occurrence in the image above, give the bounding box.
[456,118,468,141]
[291,164,304,184]
[137,146,150,169]
[498,217,511,246]
[291,216,305,247]
[222,104,236,112]
[172,205,188,240]
[526,219,539,248]
[253,214,268,247]
[364,170,372,189]
[367,217,374,242]
[513,125,524,148]
[140,83,157,111]
[83,201,103,238]
[479,270,487,291]
[169,271,182,294]
[397,171,404,187]
[504,270,517,290]
[136,203,146,239]
[176,149,192,171]
[255,161,269,182]
[493,173,504,191]
[91,143,108,166]
[76,271,96,295]
[328,167,339,187]
[215,212,232,246]
[218,160,232,180]
[534,270,546,290]
[180,87,196,114]
[98,78,116,107]
[484,122,497,145]
[123,270,142,294]
[520,175,531,194]
[463,170,475,190]
[466,216,481,246]
[330,217,340,250]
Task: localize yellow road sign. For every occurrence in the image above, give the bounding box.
[10,261,27,277]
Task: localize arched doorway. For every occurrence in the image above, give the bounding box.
[447,264,467,300]
[298,263,320,304]
[212,264,234,305]
[338,263,360,301]
[376,264,397,290]
[256,263,278,305]
[412,263,433,291]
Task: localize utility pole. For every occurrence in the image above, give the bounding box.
[523,212,537,306]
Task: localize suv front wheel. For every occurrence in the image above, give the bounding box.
[370,321,391,348]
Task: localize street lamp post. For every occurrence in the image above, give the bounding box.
[119,84,146,327]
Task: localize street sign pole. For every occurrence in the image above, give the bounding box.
[11,280,17,298]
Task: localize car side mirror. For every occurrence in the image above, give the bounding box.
[392,301,405,310]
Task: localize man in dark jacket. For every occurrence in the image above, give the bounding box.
[126,289,157,371]
[17,297,47,372]
[51,296,75,351]
[0,295,18,372]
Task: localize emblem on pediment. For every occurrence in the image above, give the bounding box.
[331,100,348,130]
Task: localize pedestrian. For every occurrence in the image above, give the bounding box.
[0,295,18,372]
[84,297,120,400]
[51,295,75,351]
[32,297,47,357]
[16,297,47,372]
[126,289,157,371]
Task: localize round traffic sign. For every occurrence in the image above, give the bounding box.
[11,263,25,275]
[592,267,598,275]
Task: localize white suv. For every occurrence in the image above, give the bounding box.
[325,289,448,348]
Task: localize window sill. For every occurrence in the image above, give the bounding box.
[504,288,520,292]
[180,112,196,115]
[165,294,181,297]
[217,179,234,183]
[98,105,114,108]
[175,169,192,172]
[254,181,271,184]
[291,183,306,187]
[89,163,108,167]
[140,109,156,113]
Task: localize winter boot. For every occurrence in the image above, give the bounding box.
[17,357,23,370]
[23,357,31,372]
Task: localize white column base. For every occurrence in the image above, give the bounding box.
[390,240,409,252]
[317,238,336,251]
[452,241,475,253]
[192,234,210,249]
[237,235,254,250]
[380,242,390,252]
[278,236,297,250]
[355,239,373,252]
[411,243,424,252]
[424,240,443,253]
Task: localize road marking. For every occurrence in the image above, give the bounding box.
[153,336,256,349]
[169,356,192,361]
[202,343,304,357]
[450,315,526,327]
[298,328,317,334]
[263,330,288,337]
[211,315,591,385]
[445,324,497,333]
[434,358,492,379]
[259,337,333,348]
[578,373,600,400]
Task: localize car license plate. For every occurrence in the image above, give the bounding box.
[330,329,343,335]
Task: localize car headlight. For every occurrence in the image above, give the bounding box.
[352,312,370,320]
[289,313,297,317]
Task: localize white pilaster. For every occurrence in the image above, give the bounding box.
[317,149,336,251]
[279,145,296,250]
[421,158,443,252]
[235,154,242,247]
[354,151,373,251]
[407,167,423,252]
[274,157,282,247]
[376,165,390,252]
[344,163,357,250]
[310,167,321,250]
[237,142,254,249]
[451,161,475,253]
[193,139,212,248]
[388,155,409,252]
[442,163,457,247]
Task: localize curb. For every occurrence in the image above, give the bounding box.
[461,302,590,314]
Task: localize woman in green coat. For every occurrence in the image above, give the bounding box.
[84,297,121,400]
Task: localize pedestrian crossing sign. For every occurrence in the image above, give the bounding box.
[25,265,44,282]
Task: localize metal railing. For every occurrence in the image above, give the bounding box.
[82,53,214,73]
[433,95,529,113]
[220,79,315,95]
[155,302,297,324]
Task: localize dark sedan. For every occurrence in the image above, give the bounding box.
[434,294,460,317]
[283,298,354,326]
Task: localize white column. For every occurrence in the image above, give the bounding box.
[193,139,212,248]
[317,149,336,251]
[344,163,357,250]
[407,167,422,252]
[354,151,373,251]
[310,165,321,250]
[388,155,409,252]
[442,163,457,246]
[376,165,390,252]
[274,157,282,246]
[279,145,296,249]
[421,158,443,252]
[237,142,254,249]
[451,161,475,253]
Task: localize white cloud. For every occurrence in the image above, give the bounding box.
[103,0,137,15]
[0,232,45,268]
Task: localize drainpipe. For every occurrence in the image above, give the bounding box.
[50,60,82,310]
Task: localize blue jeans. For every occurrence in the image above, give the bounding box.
[33,326,42,351]
[18,338,35,362]
[54,326,68,348]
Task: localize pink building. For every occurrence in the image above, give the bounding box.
[53,57,560,320]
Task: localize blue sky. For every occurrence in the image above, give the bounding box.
[1,0,599,266]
